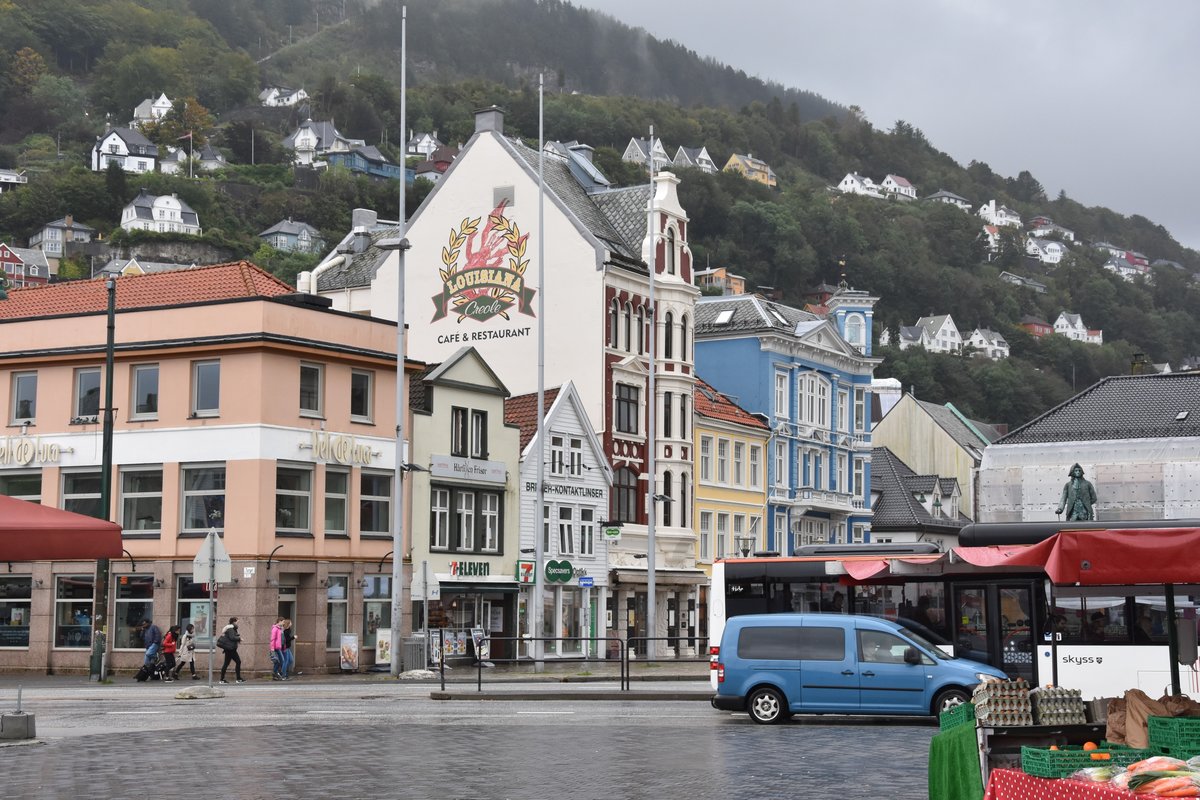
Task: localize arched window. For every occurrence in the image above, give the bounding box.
[845,313,865,349]
[679,473,688,528]
[680,314,690,362]
[623,302,633,352]
[609,299,620,347]
[664,311,674,359]
[661,471,673,527]
[667,228,676,275]
[614,467,638,523]
[636,306,645,354]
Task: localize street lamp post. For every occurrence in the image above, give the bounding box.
[89,276,116,681]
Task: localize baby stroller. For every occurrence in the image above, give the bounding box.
[134,652,169,682]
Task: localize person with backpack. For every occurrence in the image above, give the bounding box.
[174,623,198,680]
[269,617,286,681]
[216,617,244,684]
[161,625,180,682]
[140,619,163,666]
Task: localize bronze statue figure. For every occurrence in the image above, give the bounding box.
[1055,463,1097,521]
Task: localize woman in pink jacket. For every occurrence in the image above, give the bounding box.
[270,617,287,681]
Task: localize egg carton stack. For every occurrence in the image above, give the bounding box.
[1031,687,1088,725]
[972,679,1033,727]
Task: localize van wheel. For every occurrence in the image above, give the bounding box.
[933,687,970,716]
[748,687,787,724]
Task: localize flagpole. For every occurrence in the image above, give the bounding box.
[532,72,546,672]
[645,125,657,661]
[188,131,193,179]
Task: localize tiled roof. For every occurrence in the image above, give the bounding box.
[869,448,968,531]
[504,387,562,451]
[997,373,1200,444]
[694,378,768,430]
[0,261,294,320]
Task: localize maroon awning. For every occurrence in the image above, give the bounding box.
[954,528,1200,586]
[0,496,123,560]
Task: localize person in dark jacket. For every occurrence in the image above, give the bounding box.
[140,619,163,666]
[217,617,244,684]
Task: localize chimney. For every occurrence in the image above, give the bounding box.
[352,227,372,254]
[474,106,505,135]
[351,208,377,230]
[65,214,74,228]
[1131,352,1150,375]
[569,143,595,163]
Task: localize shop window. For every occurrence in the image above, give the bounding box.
[181,465,225,534]
[324,468,349,535]
[176,578,214,646]
[325,576,349,648]
[120,468,162,534]
[299,363,323,417]
[579,508,595,556]
[350,370,374,422]
[699,512,712,561]
[360,472,392,536]
[614,468,638,523]
[362,576,391,649]
[54,575,94,649]
[276,465,312,535]
[481,492,500,552]
[62,471,102,518]
[113,575,154,649]
[73,367,101,419]
[191,360,220,417]
[431,489,450,549]
[131,364,159,419]
[0,577,32,647]
[615,385,638,434]
[558,507,574,555]
[10,372,38,423]
[0,472,41,502]
[550,435,566,476]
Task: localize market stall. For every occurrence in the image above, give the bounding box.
[0,495,122,560]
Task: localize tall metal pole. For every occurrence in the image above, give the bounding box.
[207,531,215,687]
[532,73,547,670]
[90,276,116,681]
[389,4,408,678]
[645,127,657,661]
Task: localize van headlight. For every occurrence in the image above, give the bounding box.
[976,672,996,683]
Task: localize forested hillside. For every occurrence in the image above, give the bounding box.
[0,0,1198,427]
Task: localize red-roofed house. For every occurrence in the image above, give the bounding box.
[880,174,917,200]
[0,260,427,675]
[693,378,769,576]
[0,243,50,289]
[505,381,612,657]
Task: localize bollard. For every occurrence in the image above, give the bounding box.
[1,684,36,740]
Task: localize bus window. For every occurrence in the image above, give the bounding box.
[1053,596,1128,644]
[853,582,951,644]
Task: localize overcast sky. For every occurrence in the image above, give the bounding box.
[576,0,1200,251]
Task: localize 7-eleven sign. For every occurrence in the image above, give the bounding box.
[515,560,536,584]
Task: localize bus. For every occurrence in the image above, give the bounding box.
[708,536,1200,699]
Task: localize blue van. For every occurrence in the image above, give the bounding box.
[711,613,1007,724]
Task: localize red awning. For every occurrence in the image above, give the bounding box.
[955,528,1200,586]
[0,496,123,560]
[841,554,948,582]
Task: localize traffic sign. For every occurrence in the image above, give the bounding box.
[578,576,594,588]
[192,530,232,584]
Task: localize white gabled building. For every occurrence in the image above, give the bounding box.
[967,328,1010,360]
[131,92,172,127]
[978,199,1021,228]
[622,136,672,171]
[1054,312,1102,345]
[120,189,201,235]
[837,172,884,198]
[91,127,159,174]
[915,314,962,354]
[259,86,308,107]
[672,145,717,174]
[880,174,917,200]
[1025,236,1068,265]
[924,189,971,212]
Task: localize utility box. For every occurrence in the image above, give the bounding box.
[402,638,427,672]
[1,713,35,740]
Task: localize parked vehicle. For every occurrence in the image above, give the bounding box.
[710,613,1006,724]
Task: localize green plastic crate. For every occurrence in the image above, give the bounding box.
[1149,717,1200,756]
[939,701,976,731]
[1021,744,1156,778]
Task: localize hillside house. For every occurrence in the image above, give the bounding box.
[0,168,27,193]
[283,119,364,166]
[723,153,777,188]
[879,325,931,351]
[131,93,172,127]
[0,243,50,288]
[1025,236,1068,265]
[977,199,1021,228]
[406,131,443,158]
[259,86,308,107]
[28,215,95,266]
[259,219,325,254]
[914,314,963,354]
[96,258,196,277]
[1104,256,1147,282]
[327,145,403,181]
[91,127,159,174]
[967,328,1010,359]
[981,225,1001,255]
[621,137,671,171]
[1028,217,1076,242]
[672,145,717,174]
[159,142,227,175]
[1054,312,1102,345]
[999,271,1047,293]
[120,189,201,236]
[694,267,746,296]
[1019,316,1053,337]
[880,174,917,200]
[412,144,459,184]
[837,172,884,198]
[924,189,971,212]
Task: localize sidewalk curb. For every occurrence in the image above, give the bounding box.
[430,690,713,701]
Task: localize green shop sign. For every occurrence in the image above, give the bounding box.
[545,560,574,583]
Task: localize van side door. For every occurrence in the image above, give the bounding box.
[797,620,859,712]
[735,625,804,710]
[856,627,930,713]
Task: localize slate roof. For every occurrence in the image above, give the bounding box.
[260,219,322,238]
[916,399,998,450]
[898,325,925,343]
[103,127,158,157]
[2,246,49,272]
[925,189,970,204]
[408,363,438,414]
[283,120,364,151]
[0,261,294,320]
[314,224,400,292]
[504,387,561,451]
[694,294,820,336]
[42,217,96,233]
[916,314,953,337]
[694,379,768,430]
[997,373,1200,444]
[869,447,969,531]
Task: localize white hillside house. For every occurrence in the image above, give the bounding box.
[915,314,962,354]
[120,189,202,235]
[259,86,308,107]
[837,172,884,198]
[1054,312,1102,345]
[925,190,971,212]
[880,174,917,200]
[1025,237,1068,265]
[967,328,1010,360]
[131,93,172,127]
[978,199,1021,228]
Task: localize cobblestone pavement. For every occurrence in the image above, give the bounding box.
[2,680,935,799]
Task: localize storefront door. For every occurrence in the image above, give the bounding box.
[627,592,647,656]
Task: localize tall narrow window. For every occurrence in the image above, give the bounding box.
[699,436,712,481]
[661,472,673,526]
[836,454,847,493]
[623,302,632,352]
[679,394,688,441]
[615,385,639,434]
[854,388,867,431]
[664,311,674,359]
[568,437,583,477]
[131,364,159,419]
[749,446,762,488]
[10,371,37,423]
[680,314,689,361]
[191,360,220,417]
[679,473,688,528]
[663,391,673,438]
[853,459,864,499]
[543,505,551,552]
[481,492,500,552]
[470,410,488,458]
[609,299,620,347]
[558,506,574,554]
[580,508,594,555]
[666,228,676,275]
[636,307,645,353]
[716,514,728,559]
[350,370,374,422]
[325,469,349,536]
[774,441,787,487]
[699,511,712,561]
[74,367,101,419]
[299,363,323,417]
[733,442,745,485]
[450,407,468,456]
[456,492,476,550]
[360,472,391,536]
[614,468,638,523]
[774,371,788,418]
[717,439,729,483]
[550,435,566,476]
[431,489,450,549]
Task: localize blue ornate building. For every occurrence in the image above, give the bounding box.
[694,285,879,552]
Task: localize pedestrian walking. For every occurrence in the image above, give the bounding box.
[281,619,298,678]
[174,623,199,679]
[140,619,163,666]
[270,617,286,681]
[161,625,179,682]
[216,617,244,684]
